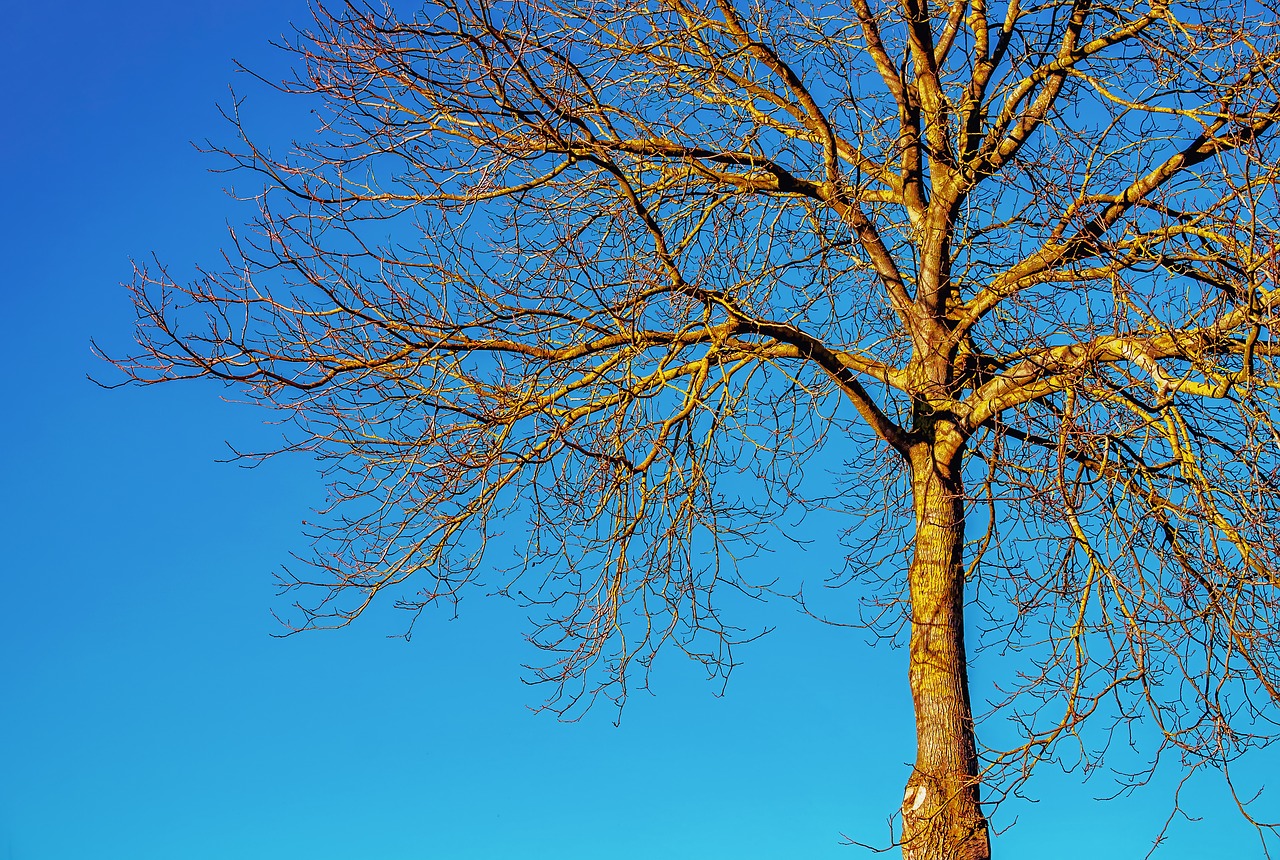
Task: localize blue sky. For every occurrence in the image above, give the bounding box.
[0,2,1274,858]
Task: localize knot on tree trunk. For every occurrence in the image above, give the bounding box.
[901,770,990,860]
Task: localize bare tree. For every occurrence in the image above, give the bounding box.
[107,0,1280,855]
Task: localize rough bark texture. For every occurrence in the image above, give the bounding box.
[901,433,989,860]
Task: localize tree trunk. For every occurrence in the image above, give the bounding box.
[900,437,990,860]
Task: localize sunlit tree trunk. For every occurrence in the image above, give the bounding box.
[901,428,989,860]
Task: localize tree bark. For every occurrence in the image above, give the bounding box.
[900,435,990,860]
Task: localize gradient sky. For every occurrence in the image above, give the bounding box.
[1,2,1275,858]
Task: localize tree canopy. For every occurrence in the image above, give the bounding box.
[111,0,1280,855]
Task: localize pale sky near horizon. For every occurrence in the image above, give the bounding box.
[1,2,1275,858]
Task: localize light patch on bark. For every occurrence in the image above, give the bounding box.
[903,784,927,811]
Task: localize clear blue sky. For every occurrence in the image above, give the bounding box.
[0,3,1273,858]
